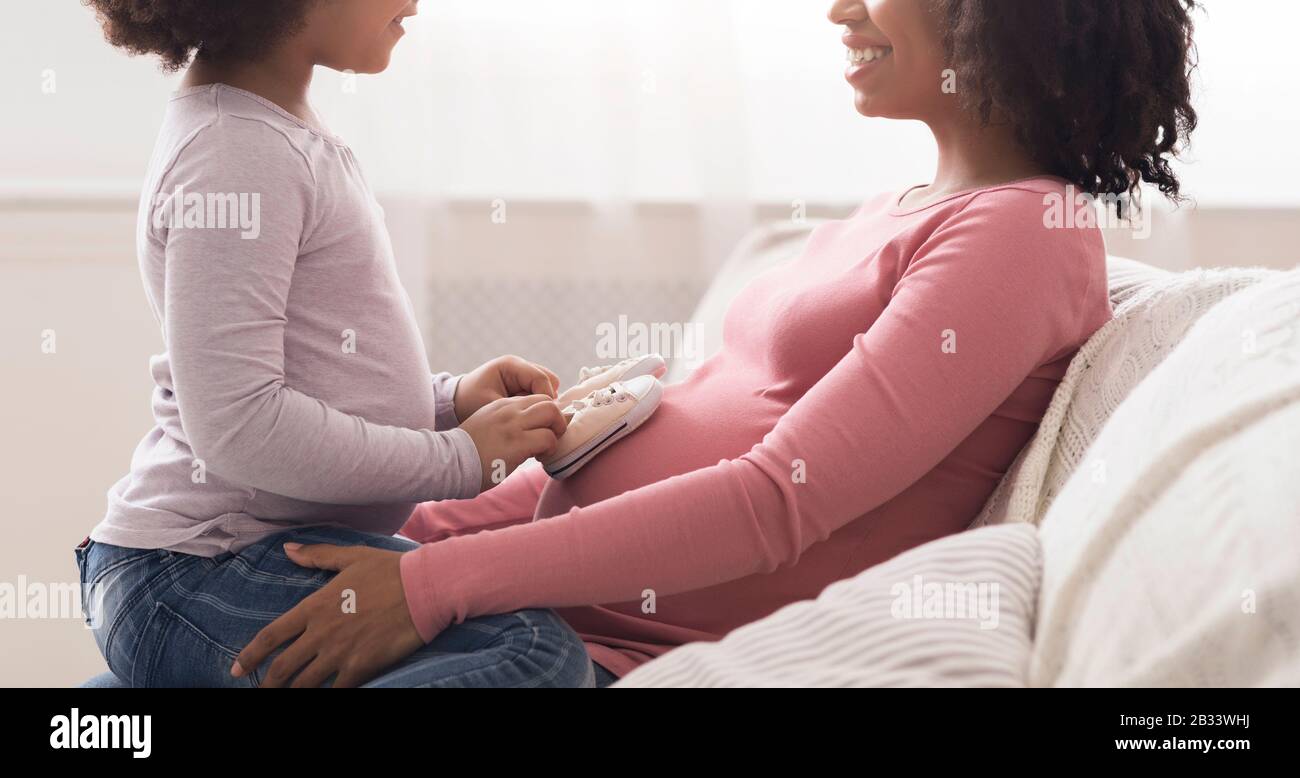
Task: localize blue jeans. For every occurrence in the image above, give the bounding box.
[76,526,610,688]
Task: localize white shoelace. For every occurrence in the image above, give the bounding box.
[566,385,629,417]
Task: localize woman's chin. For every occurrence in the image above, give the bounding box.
[853,92,881,118]
[853,91,906,119]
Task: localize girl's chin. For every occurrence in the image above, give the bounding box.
[353,52,395,75]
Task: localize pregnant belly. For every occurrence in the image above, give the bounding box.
[535,374,787,520]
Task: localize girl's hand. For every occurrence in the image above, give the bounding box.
[461,396,567,490]
[232,543,425,688]
[454,356,560,422]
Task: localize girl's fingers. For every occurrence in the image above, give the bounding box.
[534,362,561,395]
[500,357,557,399]
[524,429,560,459]
[527,371,555,398]
[520,400,567,438]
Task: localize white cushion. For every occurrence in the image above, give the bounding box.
[975,260,1275,527]
[1032,271,1300,686]
[616,523,1041,688]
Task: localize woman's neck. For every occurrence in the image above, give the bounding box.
[182,50,318,128]
[903,113,1051,208]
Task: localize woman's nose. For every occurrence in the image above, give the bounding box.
[827,0,867,26]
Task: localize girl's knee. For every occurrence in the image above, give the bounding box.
[501,609,593,688]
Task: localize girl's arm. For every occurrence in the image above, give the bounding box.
[431,372,464,432]
[163,119,481,504]
[399,195,1098,642]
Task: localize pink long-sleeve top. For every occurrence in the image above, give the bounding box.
[401,177,1113,677]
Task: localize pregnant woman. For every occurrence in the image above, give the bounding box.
[236,0,1200,687]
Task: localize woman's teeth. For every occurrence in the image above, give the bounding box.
[846,47,892,65]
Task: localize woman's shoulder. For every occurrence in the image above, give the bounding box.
[897,177,1111,345]
[865,177,1102,253]
[933,177,1106,262]
[954,178,1113,346]
[936,176,1092,226]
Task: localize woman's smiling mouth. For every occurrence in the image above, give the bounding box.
[846,46,892,66]
[842,32,893,83]
[844,45,892,84]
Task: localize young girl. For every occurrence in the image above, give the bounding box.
[230,0,1200,688]
[78,0,590,687]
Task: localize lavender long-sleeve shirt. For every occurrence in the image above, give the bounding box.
[91,84,481,556]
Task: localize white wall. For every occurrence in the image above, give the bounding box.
[4,1,1299,205]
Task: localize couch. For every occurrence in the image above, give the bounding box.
[620,221,1300,687]
[81,222,1297,688]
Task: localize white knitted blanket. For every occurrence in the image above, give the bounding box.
[1031,270,1300,685]
[973,257,1274,528]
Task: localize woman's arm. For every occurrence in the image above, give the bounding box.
[401,464,549,543]
[234,194,1100,684]
[399,196,1096,641]
[162,119,482,504]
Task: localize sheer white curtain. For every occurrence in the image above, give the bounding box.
[6,0,1298,208]
[305,0,1300,210]
[293,1,852,375]
[310,0,935,201]
[309,0,934,256]
[292,0,1300,376]
[5,0,1295,377]
[301,0,938,377]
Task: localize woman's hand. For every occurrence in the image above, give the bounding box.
[454,356,560,422]
[232,543,425,688]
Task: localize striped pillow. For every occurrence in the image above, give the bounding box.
[616,524,1041,688]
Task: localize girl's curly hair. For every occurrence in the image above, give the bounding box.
[83,0,316,72]
[938,0,1200,207]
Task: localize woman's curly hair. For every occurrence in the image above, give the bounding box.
[83,0,316,72]
[938,0,1199,208]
